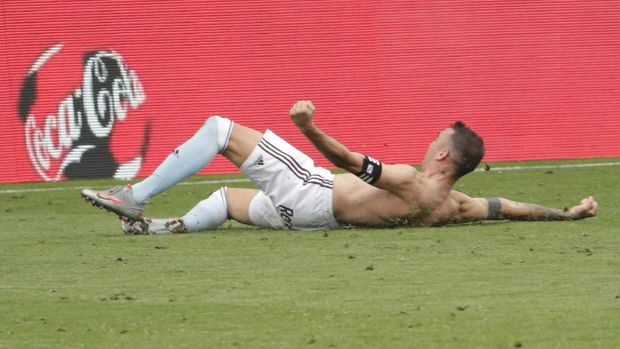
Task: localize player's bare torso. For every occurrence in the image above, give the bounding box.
[332,172,464,227]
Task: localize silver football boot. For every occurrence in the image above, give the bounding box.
[81,185,145,221]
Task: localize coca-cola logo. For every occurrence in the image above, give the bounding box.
[18,43,150,181]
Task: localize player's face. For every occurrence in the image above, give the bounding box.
[422,128,454,167]
[436,128,455,145]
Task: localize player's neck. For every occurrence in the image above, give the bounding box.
[421,165,456,189]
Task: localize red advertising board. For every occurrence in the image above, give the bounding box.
[1,1,619,183]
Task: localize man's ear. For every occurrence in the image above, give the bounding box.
[435,148,450,161]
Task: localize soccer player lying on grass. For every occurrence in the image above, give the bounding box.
[81,101,597,235]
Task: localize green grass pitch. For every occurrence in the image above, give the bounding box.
[1,158,619,348]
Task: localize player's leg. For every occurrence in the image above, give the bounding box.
[131,121,263,203]
[181,187,282,230]
[122,188,261,235]
[130,116,237,203]
[176,187,260,231]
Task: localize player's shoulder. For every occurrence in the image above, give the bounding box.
[376,163,419,187]
[384,163,420,182]
[450,190,488,219]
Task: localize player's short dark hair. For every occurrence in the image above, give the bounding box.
[449,121,484,179]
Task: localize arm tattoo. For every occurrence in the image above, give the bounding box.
[518,203,573,221]
[486,197,502,220]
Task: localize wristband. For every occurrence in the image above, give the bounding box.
[486,197,502,220]
[356,155,382,184]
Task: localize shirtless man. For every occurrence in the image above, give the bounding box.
[81,101,597,234]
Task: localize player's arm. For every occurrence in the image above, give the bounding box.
[453,191,598,222]
[289,100,415,192]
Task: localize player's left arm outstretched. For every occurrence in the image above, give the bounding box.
[451,191,598,223]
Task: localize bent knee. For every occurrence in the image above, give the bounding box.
[203,115,234,153]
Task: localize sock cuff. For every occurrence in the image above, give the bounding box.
[198,186,228,215]
[216,186,229,217]
[212,115,234,153]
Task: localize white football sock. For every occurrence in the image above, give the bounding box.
[132,116,233,203]
[182,187,229,232]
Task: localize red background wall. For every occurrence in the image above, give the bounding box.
[1,1,619,183]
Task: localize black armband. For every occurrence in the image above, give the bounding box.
[356,155,382,184]
[486,197,502,220]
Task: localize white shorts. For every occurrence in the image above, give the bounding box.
[240,130,340,231]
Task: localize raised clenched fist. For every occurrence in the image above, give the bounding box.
[289,100,315,130]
